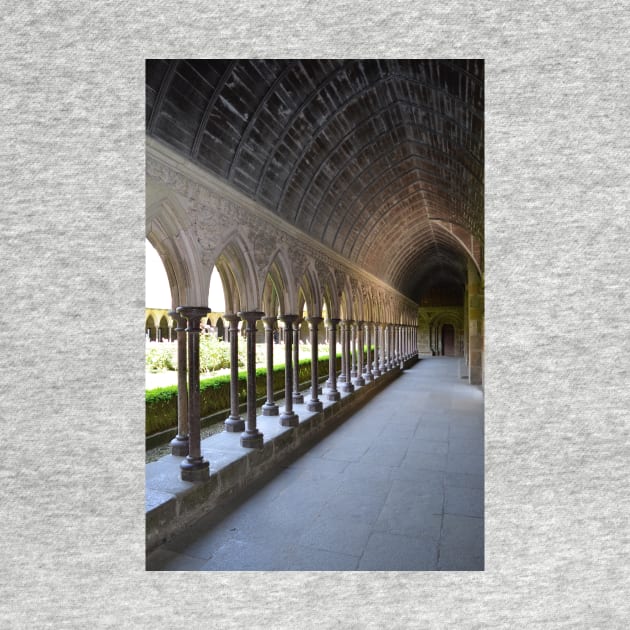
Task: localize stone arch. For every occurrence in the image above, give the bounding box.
[146,193,206,306]
[146,314,156,341]
[301,265,322,317]
[213,235,259,313]
[261,251,294,316]
[216,316,225,341]
[158,315,169,341]
[429,310,464,356]
[298,268,321,317]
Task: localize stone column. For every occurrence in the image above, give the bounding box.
[353,320,365,386]
[176,306,210,482]
[326,318,341,401]
[292,319,304,404]
[404,326,408,359]
[372,322,381,377]
[168,310,189,456]
[350,321,358,378]
[337,319,346,385]
[223,314,245,432]
[340,320,355,392]
[279,315,299,426]
[379,323,387,374]
[306,316,323,412]
[261,316,279,416]
[238,311,264,448]
[399,325,404,368]
[381,324,388,372]
[364,321,373,383]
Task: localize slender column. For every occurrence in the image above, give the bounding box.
[223,314,245,432]
[176,306,210,482]
[382,324,389,372]
[401,326,406,360]
[337,320,346,384]
[350,321,358,378]
[340,320,355,392]
[306,316,323,411]
[326,318,341,401]
[261,316,279,416]
[292,319,304,404]
[399,325,404,368]
[372,322,381,377]
[364,322,373,383]
[353,320,365,386]
[169,310,189,456]
[238,311,264,448]
[379,323,387,372]
[279,315,299,426]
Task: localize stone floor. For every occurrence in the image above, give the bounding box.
[146,357,484,571]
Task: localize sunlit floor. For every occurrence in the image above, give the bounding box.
[146,357,484,571]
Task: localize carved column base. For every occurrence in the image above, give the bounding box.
[170,434,189,457]
[327,390,341,401]
[364,372,374,383]
[262,402,280,416]
[292,392,304,404]
[180,456,209,482]
[225,416,245,432]
[307,399,323,412]
[280,410,299,427]
[351,375,364,387]
[341,380,356,392]
[240,430,264,449]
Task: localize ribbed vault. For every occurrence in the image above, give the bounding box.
[146,59,483,302]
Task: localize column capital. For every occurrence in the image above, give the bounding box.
[177,306,211,332]
[237,310,265,321]
[306,316,324,327]
[223,312,240,324]
[327,318,341,327]
[278,314,299,325]
[354,320,363,327]
[261,315,277,328]
[176,306,211,320]
[168,310,186,331]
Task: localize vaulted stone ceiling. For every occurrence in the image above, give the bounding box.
[146,59,484,302]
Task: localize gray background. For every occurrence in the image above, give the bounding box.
[1,1,628,627]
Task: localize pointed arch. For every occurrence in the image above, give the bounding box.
[261,250,294,316]
[213,233,259,312]
[301,265,322,317]
[146,191,207,306]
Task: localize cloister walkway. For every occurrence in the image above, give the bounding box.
[146,357,484,571]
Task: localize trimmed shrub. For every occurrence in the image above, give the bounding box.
[146,353,342,437]
[145,345,176,372]
[145,384,178,434]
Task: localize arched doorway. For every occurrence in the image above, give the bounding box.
[146,315,156,341]
[216,317,225,341]
[442,324,455,356]
[158,316,169,342]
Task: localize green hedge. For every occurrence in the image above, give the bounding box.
[146,354,342,436]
